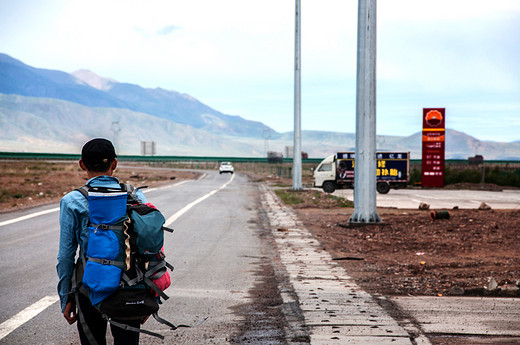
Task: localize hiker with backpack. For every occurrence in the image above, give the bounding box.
[57,138,143,344]
[57,138,175,345]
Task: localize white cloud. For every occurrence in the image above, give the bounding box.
[379,0,520,21]
[0,0,519,141]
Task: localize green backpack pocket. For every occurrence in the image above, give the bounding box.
[129,203,166,258]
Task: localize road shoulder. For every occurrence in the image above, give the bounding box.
[260,185,428,345]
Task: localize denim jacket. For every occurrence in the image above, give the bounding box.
[56,175,146,312]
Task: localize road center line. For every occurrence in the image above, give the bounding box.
[0,180,192,228]
[0,295,59,341]
[164,174,235,227]
[0,207,60,227]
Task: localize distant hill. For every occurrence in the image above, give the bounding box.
[0,53,272,137]
[0,94,265,156]
[0,54,128,109]
[2,92,519,159]
[273,130,520,160]
[71,69,271,137]
[1,52,519,160]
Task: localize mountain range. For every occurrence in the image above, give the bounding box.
[1,53,519,160]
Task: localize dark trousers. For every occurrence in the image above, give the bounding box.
[77,294,141,345]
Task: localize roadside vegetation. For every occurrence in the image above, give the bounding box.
[236,160,520,190]
[274,189,354,208]
[409,164,520,189]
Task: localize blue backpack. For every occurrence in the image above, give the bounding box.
[72,183,184,343]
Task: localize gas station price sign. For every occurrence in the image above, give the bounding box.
[422,108,445,188]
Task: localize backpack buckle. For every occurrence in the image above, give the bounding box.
[102,259,111,265]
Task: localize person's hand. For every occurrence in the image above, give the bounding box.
[63,301,77,325]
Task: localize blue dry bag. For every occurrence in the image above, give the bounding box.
[82,191,128,305]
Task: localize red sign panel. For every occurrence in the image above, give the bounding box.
[421,108,445,188]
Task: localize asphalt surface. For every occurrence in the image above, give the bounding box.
[0,172,283,344]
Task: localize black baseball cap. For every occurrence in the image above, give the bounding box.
[81,138,117,165]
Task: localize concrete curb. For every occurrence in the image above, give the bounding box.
[260,186,431,345]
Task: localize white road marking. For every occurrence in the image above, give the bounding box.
[164,174,235,227]
[0,207,60,227]
[0,180,192,228]
[0,177,201,339]
[0,295,59,341]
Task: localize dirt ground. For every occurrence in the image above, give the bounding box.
[289,190,520,298]
[2,161,519,299]
[0,160,199,212]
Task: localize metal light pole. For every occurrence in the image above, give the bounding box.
[292,0,303,190]
[349,0,381,223]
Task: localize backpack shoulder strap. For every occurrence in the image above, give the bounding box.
[71,261,99,345]
[75,185,89,198]
[120,183,133,192]
[121,183,148,204]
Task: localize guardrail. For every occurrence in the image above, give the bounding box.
[1,152,518,167]
[0,151,323,164]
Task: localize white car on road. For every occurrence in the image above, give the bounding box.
[219,162,234,174]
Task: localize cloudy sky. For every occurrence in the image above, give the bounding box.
[1,0,519,142]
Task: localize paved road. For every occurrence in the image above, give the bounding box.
[0,172,281,345]
[2,173,519,345]
[331,188,520,209]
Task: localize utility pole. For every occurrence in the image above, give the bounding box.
[263,129,271,156]
[349,0,381,223]
[292,0,303,191]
